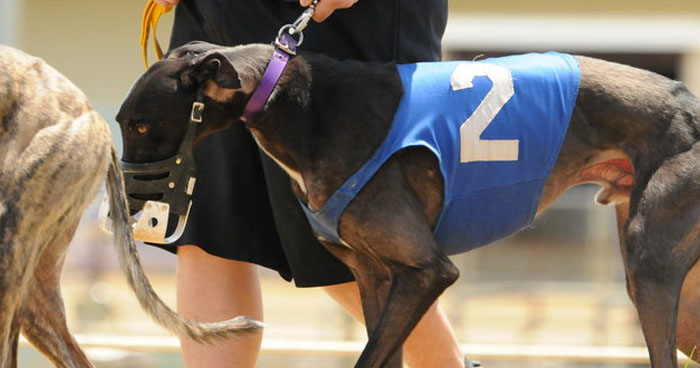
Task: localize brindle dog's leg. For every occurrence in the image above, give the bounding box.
[5,315,20,368]
[621,146,700,367]
[325,152,458,368]
[0,231,36,368]
[21,288,93,368]
[20,221,93,368]
[0,256,32,368]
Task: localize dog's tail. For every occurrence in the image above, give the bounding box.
[105,146,263,342]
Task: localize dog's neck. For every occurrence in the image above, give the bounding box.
[222,46,403,209]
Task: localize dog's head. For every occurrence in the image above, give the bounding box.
[115,41,271,224]
[117,41,252,164]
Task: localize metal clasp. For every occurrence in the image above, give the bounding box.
[190,101,204,123]
[291,6,315,34]
[273,0,319,53]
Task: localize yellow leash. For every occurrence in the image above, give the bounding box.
[140,1,173,69]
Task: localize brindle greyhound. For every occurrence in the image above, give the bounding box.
[117,41,700,368]
[0,45,259,368]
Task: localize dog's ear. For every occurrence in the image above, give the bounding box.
[180,52,242,90]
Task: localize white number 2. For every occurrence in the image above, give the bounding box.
[450,63,519,163]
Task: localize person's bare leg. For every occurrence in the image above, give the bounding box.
[177,245,263,368]
[324,281,464,368]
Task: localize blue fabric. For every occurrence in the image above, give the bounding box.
[301,53,581,254]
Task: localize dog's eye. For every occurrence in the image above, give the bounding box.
[136,123,150,135]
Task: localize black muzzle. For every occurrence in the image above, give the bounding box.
[99,100,204,244]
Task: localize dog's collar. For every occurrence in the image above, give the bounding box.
[240,34,297,122]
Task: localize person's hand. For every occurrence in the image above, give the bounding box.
[154,0,180,6]
[300,0,359,22]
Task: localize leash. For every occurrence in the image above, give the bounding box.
[140,1,174,69]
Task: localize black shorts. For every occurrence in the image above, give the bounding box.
[157,0,447,287]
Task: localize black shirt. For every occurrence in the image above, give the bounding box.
[170,0,447,63]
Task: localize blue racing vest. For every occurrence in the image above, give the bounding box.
[300,53,581,254]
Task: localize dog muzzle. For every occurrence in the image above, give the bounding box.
[98,101,203,244]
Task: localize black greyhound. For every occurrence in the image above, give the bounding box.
[117,41,700,368]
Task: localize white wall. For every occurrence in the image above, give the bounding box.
[681,49,700,96]
[444,15,700,94]
[0,0,22,46]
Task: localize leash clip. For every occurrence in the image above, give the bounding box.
[290,0,318,35]
[291,6,314,34]
[274,0,319,53]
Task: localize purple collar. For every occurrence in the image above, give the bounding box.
[240,34,297,122]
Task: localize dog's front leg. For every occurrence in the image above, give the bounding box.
[354,256,457,368]
[327,159,458,368]
[323,246,404,367]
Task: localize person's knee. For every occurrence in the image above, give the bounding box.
[176,245,263,321]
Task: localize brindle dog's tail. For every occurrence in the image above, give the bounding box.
[105,146,263,342]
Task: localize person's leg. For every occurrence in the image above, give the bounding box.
[324,281,463,368]
[177,245,264,368]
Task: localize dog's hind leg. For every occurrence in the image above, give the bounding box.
[620,146,700,368]
[677,259,700,362]
[0,276,28,367]
[574,56,700,366]
[0,313,21,368]
[0,237,36,366]
[7,318,19,368]
[19,221,93,368]
[325,158,459,368]
[20,291,93,368]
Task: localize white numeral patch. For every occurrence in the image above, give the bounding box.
[451,63,519,163]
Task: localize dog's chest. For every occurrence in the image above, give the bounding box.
[302,53,581,254]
